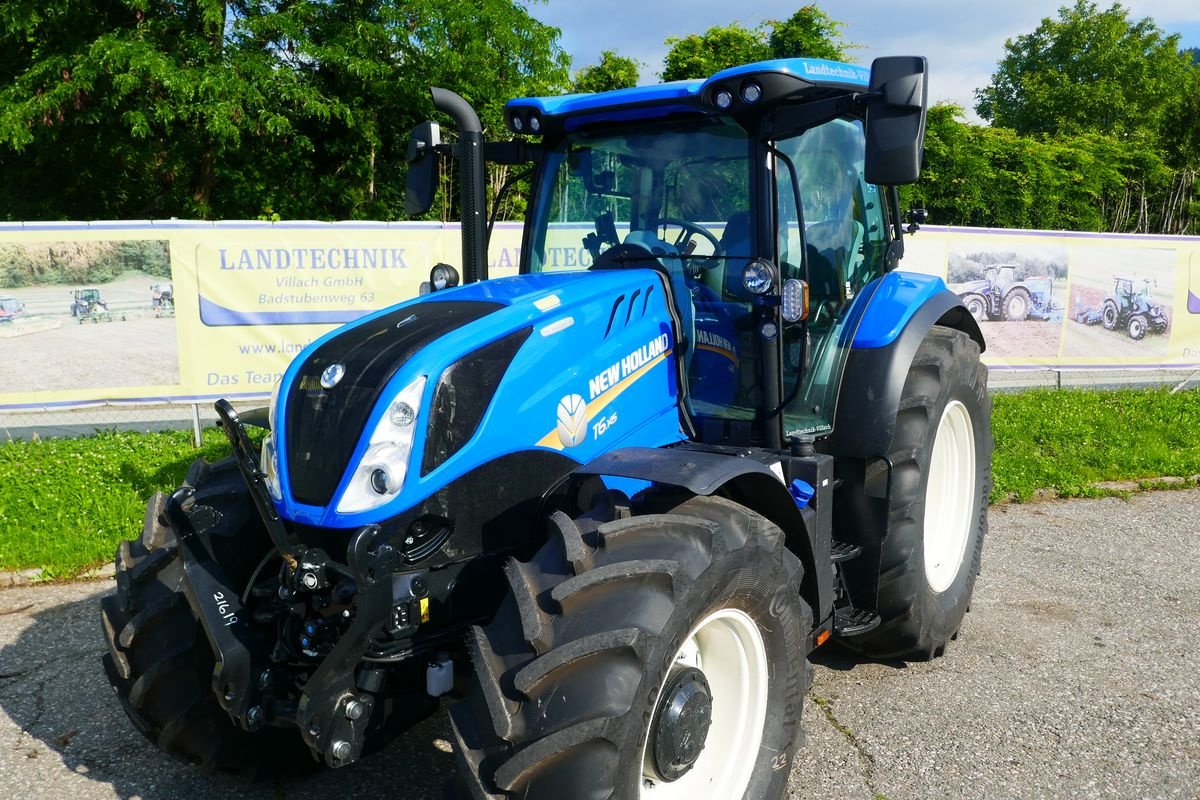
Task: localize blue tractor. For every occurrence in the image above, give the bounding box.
[101,57,991,799]
[1073,276,1170,340]
[954,264,1059,322]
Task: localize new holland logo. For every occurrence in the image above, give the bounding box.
[556,394,588,448]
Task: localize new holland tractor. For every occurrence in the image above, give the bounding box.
[1073,276,1170,340]
[100,56,991,800]
[955,264,1057,322]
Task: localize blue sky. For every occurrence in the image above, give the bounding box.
[528,1,1200,123]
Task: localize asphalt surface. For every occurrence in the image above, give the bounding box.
[1,490,1197,799]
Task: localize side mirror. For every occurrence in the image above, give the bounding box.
[405,121,442,216]
[863,56,928,186]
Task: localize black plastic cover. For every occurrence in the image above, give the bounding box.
[286,301,502,507]
[421,327,532,476]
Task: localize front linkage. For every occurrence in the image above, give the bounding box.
[164,401,436,767]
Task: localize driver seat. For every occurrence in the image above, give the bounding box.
[702,211,753,300]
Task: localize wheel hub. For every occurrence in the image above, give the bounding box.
[649,667,713,781]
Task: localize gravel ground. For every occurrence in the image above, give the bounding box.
[1,490,1197,799]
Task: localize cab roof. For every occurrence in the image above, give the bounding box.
[504,57,871,136]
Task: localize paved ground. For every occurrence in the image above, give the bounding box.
[1,490,1197,799]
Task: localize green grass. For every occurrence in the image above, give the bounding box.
[0,387,1197,578]
[991,387,1200,503]
[0,428,235,578]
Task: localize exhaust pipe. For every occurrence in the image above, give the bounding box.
[431,88,488,283]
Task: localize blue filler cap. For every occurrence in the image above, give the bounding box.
[789,478,815,509]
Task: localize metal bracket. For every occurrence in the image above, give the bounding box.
[165,487,264,730]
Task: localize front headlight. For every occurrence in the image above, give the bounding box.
[268,377,282,431]
[336,375,427,514]
[261,433,283,502]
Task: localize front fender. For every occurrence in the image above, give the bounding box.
[828,274,983,459]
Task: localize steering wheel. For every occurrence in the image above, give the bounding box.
[657,218,721,253]
[589,242,662,271]
[656,218,722,278]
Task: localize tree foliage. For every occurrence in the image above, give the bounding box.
[573,50,641,94]
[903,105,1197,235]
[0,0,569,221]
[767,5,855,61]
[974,1,1194,151]
[0,240,170,288]
[662,22,767,82]
[662,5,853,81]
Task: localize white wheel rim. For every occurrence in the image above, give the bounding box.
[1009,296,1026,317]
[641,608,768,799]
[923,400,977,594]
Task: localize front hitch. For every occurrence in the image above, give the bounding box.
[164,487,266,731]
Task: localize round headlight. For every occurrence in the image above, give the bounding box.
[512,115,524,132]
[742,260,775,295]
[389,400,416,428]
[430,262,460,291]
[714,89,733,110]
[760,320,779,340]
[741,81,762,103]
[528,114,541,133]
[370,466,392,495]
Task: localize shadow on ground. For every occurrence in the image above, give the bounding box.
[0,586,456,800]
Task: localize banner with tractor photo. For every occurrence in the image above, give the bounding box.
[1,222,1198,410]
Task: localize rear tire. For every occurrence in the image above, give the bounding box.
[848,326,992,660]
[100,457,306,776]
[1003,288,1030,321]
[450,495,809,799]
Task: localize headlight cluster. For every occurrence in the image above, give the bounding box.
[508,108,543,135]
[336,375,427,514]
[709,79,764,112]
[261,433,283,502]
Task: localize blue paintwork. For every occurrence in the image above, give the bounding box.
[506,57,868,122]
[271,270,687,528]
[850,271,950,349]
[704,58,869,91]
[789,478,815,509]
[506,81,703,118]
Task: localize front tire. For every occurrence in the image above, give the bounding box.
[450,495,810,799]
[100,458,305,775]
[849,326,992,660]
[1101,300,1119,330]
[962,294,987,322]
[1127,314,1147,340]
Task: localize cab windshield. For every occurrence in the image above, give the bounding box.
[528,118,753,273]
[527,118,765,419]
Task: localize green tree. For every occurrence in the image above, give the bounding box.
[662,23,769,81]
[974,1,1194,147]
[573,50,641,94]
[902,104,1194,235]
[767,5,854,61]
[661,6,854,82]
[0,1,569,221]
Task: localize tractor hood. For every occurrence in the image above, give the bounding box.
[266,270,687,528]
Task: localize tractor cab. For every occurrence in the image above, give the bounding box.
[410,57,930,449]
